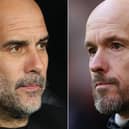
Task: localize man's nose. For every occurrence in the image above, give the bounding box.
[89,51,109,73]
[24,50,44,74]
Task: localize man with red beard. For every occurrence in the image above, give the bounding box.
[85,0,129,128]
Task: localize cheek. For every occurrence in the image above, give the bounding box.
[44,53,48,68]
[111,59,129,90]
[45,55,48,72]
[40,53,48,76]
[0,58,24,83]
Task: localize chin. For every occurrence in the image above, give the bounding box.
[22,101,42,115]
[19,95,42,115]
[94,95,122,115]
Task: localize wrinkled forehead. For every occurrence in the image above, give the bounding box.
[86,0,129,30]
[0,0,45,26]
[0,0,47,43]
[0,14,45,30]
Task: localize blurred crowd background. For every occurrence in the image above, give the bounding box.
[69,0,109,129]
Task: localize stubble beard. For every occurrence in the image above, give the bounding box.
[91,73,129,115]
[93,87,129,115]
[94,93,122,115]
[0,74,46,118]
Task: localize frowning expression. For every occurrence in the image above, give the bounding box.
[0,0,48,116]
[85,0,129,115]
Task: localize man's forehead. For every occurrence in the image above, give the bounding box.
[87,0,129,27]
[0,15,44,26]
[0,0,42,17]
[0,0,48,44]
[0,0,35,8]
[0,0,34,9]
[0,0,46,30]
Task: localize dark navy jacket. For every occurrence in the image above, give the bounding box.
[107,115,129,129]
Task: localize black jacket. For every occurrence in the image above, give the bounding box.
[29,104,66,129]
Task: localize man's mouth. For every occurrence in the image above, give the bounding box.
[95,82,114,89]
[16,84,42,92]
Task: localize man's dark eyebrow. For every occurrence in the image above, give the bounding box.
[37,36,49,44]
[2,40,29,48]
[85,35,129,48]
[2,36,49,48]
[103,36,129,43]
[85,41,96,48]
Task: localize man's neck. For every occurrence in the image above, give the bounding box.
[0,109,29,128]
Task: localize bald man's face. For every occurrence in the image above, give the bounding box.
[85,0,129,115]
[0,0,48,116]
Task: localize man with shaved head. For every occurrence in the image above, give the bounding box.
[0,0,66,129]
[85,0,129,128]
